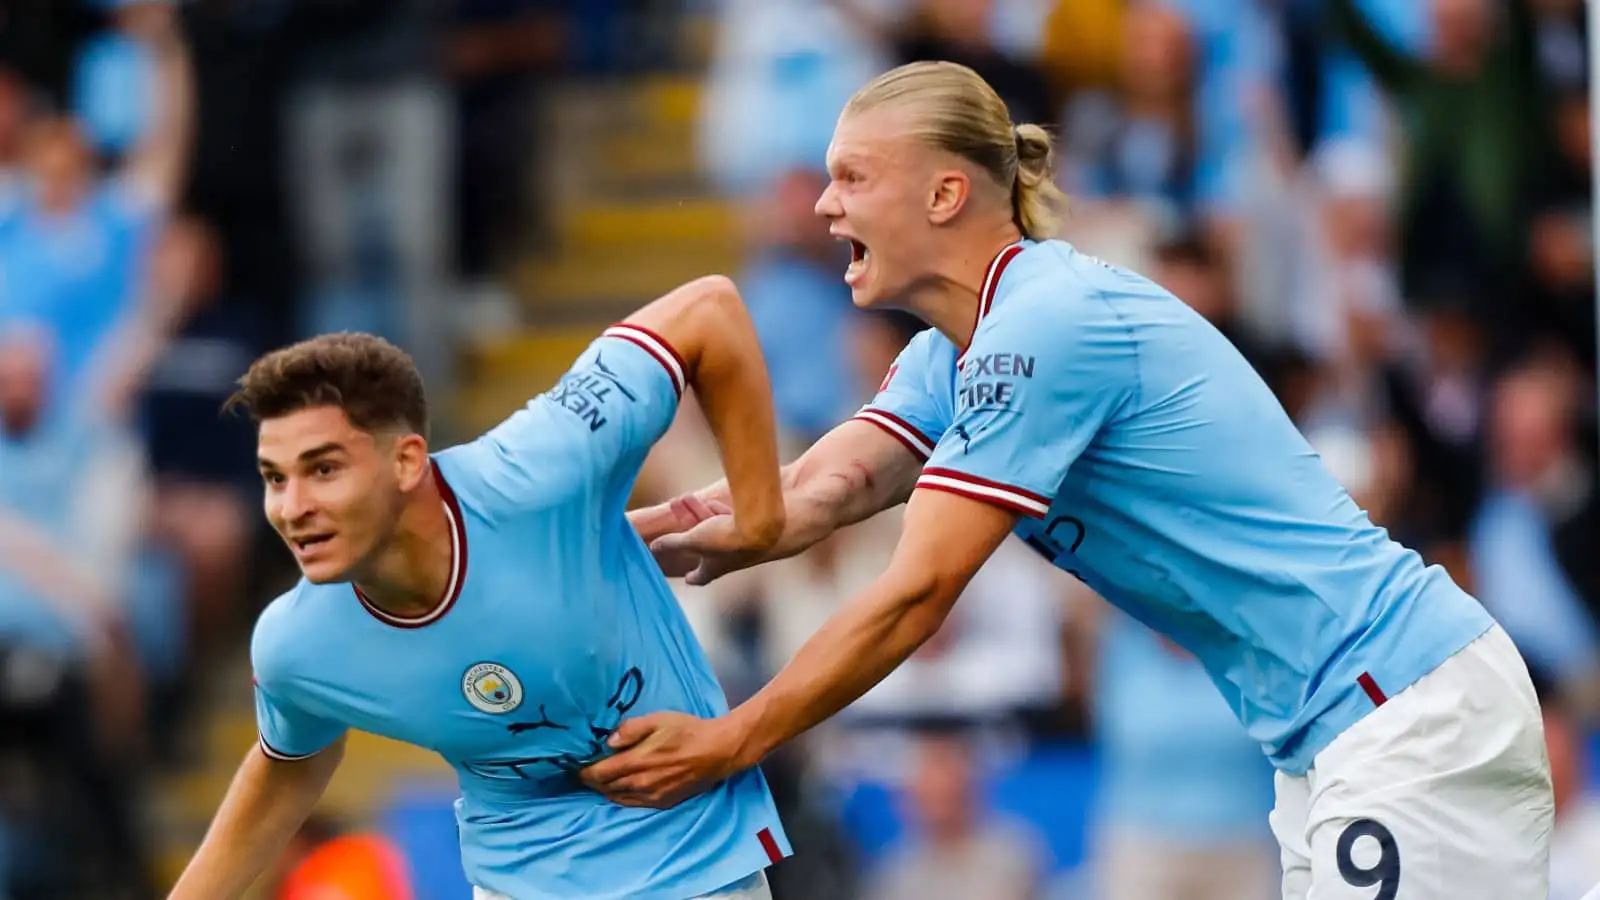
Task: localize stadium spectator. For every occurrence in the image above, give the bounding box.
[0,4,190,401]
[1086,610,1277,900]
[1330,0,1550,331]
[1470,356,1600,712]
[280,0,455,400]
[696,0,891,197]
[131,216,261,704]
[891,0,1054,126]
[739,168,860,444]
[863,731,1049,900]
[0,326,154,899]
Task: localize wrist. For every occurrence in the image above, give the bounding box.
[724,700,776,770]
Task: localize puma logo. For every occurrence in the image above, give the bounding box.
[506,704,570,735]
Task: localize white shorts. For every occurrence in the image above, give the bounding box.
[473,870,771,900]
[1270,625,1554,899]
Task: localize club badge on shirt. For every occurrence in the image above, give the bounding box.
[463,662,524,714]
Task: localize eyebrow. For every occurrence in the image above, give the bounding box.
[257,442,347,471]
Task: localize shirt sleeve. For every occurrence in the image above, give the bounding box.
[250,602,345,761]
[851,328,947,462]
[253,678,344,761]
[917,286,1138,518]
[471,323,685,507]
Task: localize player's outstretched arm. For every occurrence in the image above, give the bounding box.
[585,489,1014,807]
[622,275,786,562]
[168,737,345,900]
[632,417,923,584]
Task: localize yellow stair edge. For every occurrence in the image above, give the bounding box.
[561,198,737,248]
[635,75,703,126]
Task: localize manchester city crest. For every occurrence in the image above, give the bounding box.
[462,662,524,714]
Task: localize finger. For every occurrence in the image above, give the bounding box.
[607,715,663,749]
[650,533,690,556]
[686,556,733,587]
[706,499,733,516]
[608,792,669,809]
[582,753,650,787]
[678,495,715,522]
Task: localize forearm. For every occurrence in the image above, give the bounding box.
[0,514,114,614]
[625,276,784,545]
[728,570,948,764]
[1326,0,1415,90]
[127,25,193,208]
[682,300,785,547]
[687,421,914,561]
[171,743,339,899]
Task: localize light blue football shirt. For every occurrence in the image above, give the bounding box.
[251,324,791,899]
[855,240,1495,774]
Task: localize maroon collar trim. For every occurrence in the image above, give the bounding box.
[352,460,467,628]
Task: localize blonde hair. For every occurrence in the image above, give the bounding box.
[845,61,1066,240]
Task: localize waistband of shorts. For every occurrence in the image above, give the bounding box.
[1268,619,1495,774]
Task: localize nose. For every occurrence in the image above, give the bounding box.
[273,478,315,527]
[814,180,842,219]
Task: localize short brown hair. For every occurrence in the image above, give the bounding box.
[225,332,428,437]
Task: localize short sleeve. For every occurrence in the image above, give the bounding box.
[253,678,344,761]
[851,329,947,461]
[250,603,345,760]
[472,324,685,507]
[917,289,1137,518]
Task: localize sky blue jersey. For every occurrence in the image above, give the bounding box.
[251,324,791,899]
[855,241,1495,774]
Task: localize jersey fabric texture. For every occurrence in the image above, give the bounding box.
[251,324,790,899]
[855,240,1495,774]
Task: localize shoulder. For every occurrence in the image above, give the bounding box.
[249,581,333,686]
[428,441,552,523]
[899,326,956,372]
[987,242,1170,340]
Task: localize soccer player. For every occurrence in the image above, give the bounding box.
[169,276,793,900]
[582,62,1555,899]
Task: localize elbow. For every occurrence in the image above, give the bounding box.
[687,275,745,321]
[888,565,962,647]
[676,275,752,378]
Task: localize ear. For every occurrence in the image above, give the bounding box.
[928,168,971,226]
[392,432,431,492]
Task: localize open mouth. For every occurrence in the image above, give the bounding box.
[290,533,334,553]
[839,235,870,285]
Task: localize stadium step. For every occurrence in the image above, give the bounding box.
[513,242,742,319]
[455,326,609,432]
[560,197,735,250]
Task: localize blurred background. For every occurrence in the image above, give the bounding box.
[0,0,1597,898]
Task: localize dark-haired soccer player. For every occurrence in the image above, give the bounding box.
[170,276,791,900]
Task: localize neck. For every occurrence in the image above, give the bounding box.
[903,225,1023,353]
[352,470,454,618]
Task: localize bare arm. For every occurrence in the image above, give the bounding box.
[169,738,344,899]
[722,490,1014,761]
[622,276,786,554]
[0,512,116,625]
[122,11,194,212]
[584,491,1017,805]
[633,418,923,584]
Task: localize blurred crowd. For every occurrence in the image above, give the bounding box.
[0,1,1595,899]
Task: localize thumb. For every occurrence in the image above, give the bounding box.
[607,715,662,749]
